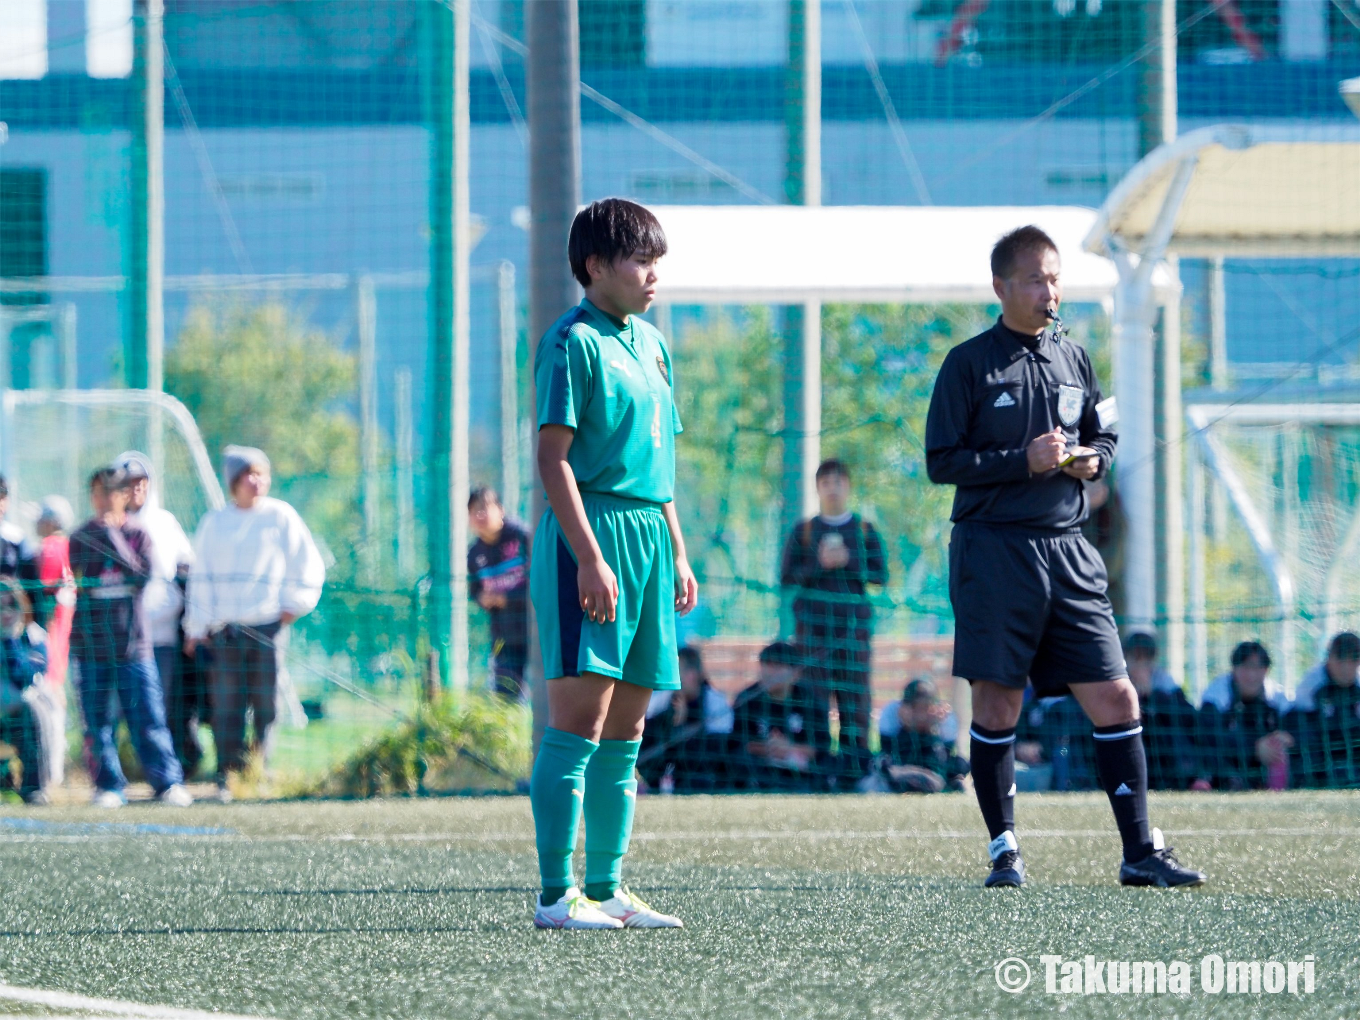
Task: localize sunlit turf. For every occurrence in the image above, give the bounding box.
[0,791,1355,1018]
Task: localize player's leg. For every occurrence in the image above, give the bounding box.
[526,509,624,929]
[1046,534,1205,887]
[588,507,682,928]
[949,523,1047,886]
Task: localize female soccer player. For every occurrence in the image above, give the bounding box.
[529,198,698,929]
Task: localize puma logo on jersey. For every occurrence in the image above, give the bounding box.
[993,391,1016,408]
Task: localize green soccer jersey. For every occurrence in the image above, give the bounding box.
[535,298,683,504]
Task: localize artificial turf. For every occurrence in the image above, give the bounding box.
[0,791,1356,1019]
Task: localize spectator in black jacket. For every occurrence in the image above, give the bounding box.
[1013,690,1099,791]
[880,677,969,792]
[1123,631,1201,790]
[1289,631,1360,789]
[1196,641,1293,791]
[638,646,735,792]
[467,487,529,701]
[778,459,887,776]
[732,641,831,791]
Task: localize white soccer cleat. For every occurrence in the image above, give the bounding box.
[533,888,625,930]
[595,886,684,928]
[157,783,194,807]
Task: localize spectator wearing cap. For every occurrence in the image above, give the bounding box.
[878,677,969,792]
[731,641,831,792]
[184,446,324,800]
[1288,632,1360,789]
[1123,631,1201,791]
[1196,640,1293,791]
[70,467,189,808]
[115,451,201,776]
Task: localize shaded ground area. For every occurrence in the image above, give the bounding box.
[0,792,1356,1018]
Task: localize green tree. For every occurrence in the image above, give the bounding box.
[165,301,365,583]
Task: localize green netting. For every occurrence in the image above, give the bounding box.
[1,1,1359,799]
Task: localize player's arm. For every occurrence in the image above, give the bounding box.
[660,500,698,616]
[537,424,617,624]
[925,350,1047,485]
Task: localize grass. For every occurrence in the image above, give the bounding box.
[0,791,1356,1018]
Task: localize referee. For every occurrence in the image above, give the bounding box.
[925,226,1205,889]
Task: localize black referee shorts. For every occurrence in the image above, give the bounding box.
[948,521,1126,696]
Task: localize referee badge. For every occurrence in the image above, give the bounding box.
[1057,385,1084,427]
[655,356,670,385]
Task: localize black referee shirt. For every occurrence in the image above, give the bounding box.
[925,318,1117,530]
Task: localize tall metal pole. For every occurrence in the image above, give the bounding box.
[395,366,416,582]
[129,0,164,393]
[424,0,471,692]
[528,0,581,750]
[498,260,520,520]
[781,0,821,534]
[356,274,380,586]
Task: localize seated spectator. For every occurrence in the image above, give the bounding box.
[638,646,735,792]
[70,467,190,808]
[1288,632,1360,789]
[1290,630,1360,713]
[876,677,968,793]
[1196,640,1293,790]
[1123,630,1201,790]
[0,575,61,804]
[731,641,831,791]
[1013,689,1099,791]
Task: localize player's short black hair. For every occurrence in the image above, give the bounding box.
[991,225,1059,279]
[815,458,849,482]
[1231,640,1271,669]
[759,641,801,667]
[568,198,668,288]
[1329,631,1360,660]
[468,486,500,510]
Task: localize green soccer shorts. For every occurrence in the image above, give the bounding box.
[530,493,680,691]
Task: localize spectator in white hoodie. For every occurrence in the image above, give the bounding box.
[114,451,201,776]
[184,446,324,799]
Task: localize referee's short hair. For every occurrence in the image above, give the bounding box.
[1231,640,1271,670]
[991,225,1059,279]
[568,198,668,288]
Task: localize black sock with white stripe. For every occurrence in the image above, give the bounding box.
[969,724,1016,841]
[1093,721,1153,862]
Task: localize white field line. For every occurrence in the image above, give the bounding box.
[0,984,261,1020]
[0,827,1355,844]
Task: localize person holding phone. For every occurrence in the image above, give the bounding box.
[924,225,1203,890]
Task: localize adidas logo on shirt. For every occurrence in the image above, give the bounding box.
[1114,782,1133,796]
[993,391,1016,408]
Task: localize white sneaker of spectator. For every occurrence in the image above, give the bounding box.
[533,888,624,930]
[91,790,125,809]
[595,886,684,928]
[158,784,194,807]
[214,783,233,804]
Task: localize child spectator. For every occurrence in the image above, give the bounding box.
[70,467,189,808]
[1196,640,1293,790]
[1288,632,1360,789]
[184,447,324,801]
[35,497,75,692]
[466,486,529,701]
[731,641,831,791]
[1123,631,1201,790]
[878,677,969,792]
[115,452,201,775]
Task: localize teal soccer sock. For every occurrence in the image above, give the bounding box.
[530,727,598,902]
[583,738,642,902]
